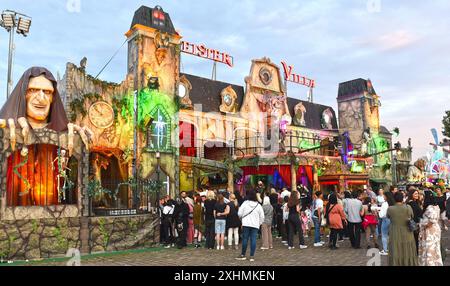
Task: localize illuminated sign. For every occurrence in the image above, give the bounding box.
[181,41,234,67]
[281,61,315,88]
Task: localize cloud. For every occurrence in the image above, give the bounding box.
[357,30,421,52]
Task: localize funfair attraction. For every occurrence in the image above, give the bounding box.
[0,5,413,260]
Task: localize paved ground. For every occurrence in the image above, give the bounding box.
[8,228,450,267]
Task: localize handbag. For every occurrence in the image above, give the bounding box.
[406,205,418,232]
[407,218,418,232]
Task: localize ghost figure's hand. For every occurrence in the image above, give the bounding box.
[68,123,93,156]
[17,117,30,145]
[7,119,16,151]
[68,123,74,157]
[72,124,92,150]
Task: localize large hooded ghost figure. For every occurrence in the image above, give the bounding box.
[0,67,71,206]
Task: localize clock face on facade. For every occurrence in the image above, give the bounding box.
[259,68,273,85]
[88,101,115,129]
[223,93,233,106]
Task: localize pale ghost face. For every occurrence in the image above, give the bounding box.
[26,75,54,126]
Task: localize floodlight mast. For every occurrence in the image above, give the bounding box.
[1,10,32,99]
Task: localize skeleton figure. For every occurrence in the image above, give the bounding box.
[52,149,71,202]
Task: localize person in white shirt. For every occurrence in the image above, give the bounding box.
[378,191,396,255]
[235,190,264,262]
[312,191,325,247]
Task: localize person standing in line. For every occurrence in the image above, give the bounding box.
[185,193,195,245]
[214,194,230,250]
[387,192,418,266]
[193,195,205,248]
[261,196,274,250]
[362,197,379,249]
[227,193,241,250]
[407,188,423,254]
[204,191,217,249]
[378,191,395,255]
[173,195,190,249]
[236,190,265,262]
[162,198,175,248]
[341,191,352,240]
[325,194,347,250]
[345,191,364,249]
[312,191,325,247]
[418,191,444,266]
[275,197,284,239]
[287,191,308,250]
[281,196,289,245]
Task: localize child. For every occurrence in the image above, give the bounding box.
[301,209,312,237]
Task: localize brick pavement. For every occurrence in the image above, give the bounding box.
[9,227,450,266]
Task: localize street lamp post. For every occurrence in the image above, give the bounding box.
[156,151,161,214]
[1,10,32,98]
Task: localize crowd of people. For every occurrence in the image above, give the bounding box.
[158,182,450,265]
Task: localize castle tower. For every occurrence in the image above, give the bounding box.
[126,5,181,96]
[337,78,381,146]
[125,5,182,197]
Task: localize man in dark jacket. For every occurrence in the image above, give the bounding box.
[173,195,189,249]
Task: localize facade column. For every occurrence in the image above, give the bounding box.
[291,165,297,192]
[227,170,234,193]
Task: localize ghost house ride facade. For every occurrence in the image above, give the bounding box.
[0,5,409,260]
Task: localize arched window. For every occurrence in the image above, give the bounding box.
[147,105,171,152]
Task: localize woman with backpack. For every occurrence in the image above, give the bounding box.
[236,190,265,262]
[387,192,418,266]
[227,193,241,250]
[325,194,347,250]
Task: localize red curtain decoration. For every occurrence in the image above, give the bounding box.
[297,166,313,186]
[241,165,292,186]
[179,121,196,157]
[277,166,292,187]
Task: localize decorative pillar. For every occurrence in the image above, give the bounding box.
[227,170,234,193]
[291,164,297,192]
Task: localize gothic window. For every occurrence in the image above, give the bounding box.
[147,106,171,152]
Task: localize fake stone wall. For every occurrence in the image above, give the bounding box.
[89,214,159,253]
[0,214,159,261]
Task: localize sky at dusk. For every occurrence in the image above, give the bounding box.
[1,0,449,160]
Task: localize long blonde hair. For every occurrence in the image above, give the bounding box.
[206,190,216,200]
[229,193,238,207]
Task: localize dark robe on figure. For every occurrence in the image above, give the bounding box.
[0,67,69,206]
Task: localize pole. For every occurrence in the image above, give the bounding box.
[6,25,15,99]
[132,89,138,208]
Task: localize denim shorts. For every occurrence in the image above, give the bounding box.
[215,219,226,234]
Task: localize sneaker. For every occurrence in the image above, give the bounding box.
[313,243,323,247]
[220,245,225,250]
[164,245,171,249]
[260,247,269,250]
[249,257,255,262]
[299,245,308,249]
[288,246,295,250]
[269,246,273,249]
[304,235,309,238]
[319,241,326,245]
[235,255,246,261]
[281,241,288,244]
[338,239,344,242]
[217,246,220,250]
[379,250,388,256]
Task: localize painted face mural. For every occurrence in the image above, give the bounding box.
[26,75,54,128]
